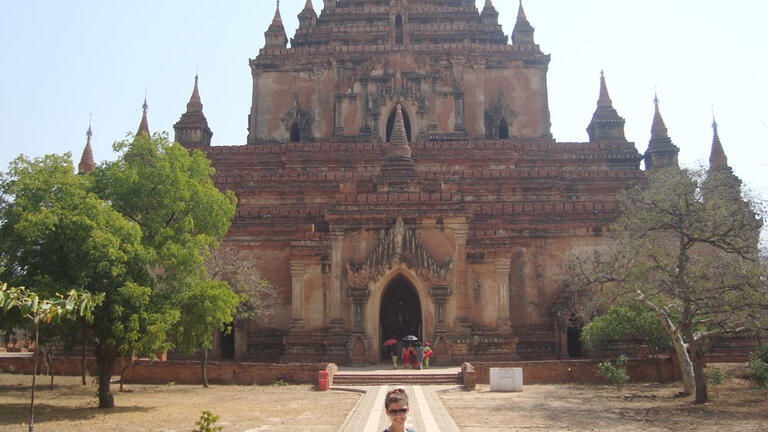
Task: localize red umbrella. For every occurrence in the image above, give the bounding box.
[383,338,398,346]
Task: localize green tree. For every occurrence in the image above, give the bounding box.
[1,133,237,408]
[0,283,101,432]
[90,132,237,397]
[0,153,158,408]
[567,166,768,403]
[173,279,239,387]
[581,304,671,382]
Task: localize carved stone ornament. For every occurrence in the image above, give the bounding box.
[281,94,313,139]
[346,217,452,286]
[484,88,517,139]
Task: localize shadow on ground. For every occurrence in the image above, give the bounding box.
[0,403,150,426]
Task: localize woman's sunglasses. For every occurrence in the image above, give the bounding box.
[388,408,409,416]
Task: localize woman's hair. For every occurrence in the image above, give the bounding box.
[385,388,409,409]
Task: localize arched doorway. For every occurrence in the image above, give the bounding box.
[395,14,404,45]
[379,276,421,360]
[566,313,583,358]
[386,106,412,142]
[290,121,301,142]
[219,329,235,360]
[498,118,509,139]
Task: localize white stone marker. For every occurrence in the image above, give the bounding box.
[490,367,523,392]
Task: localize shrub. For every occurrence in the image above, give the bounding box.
[193,411,223,432]
[705,366,723,386]
[749,344,768,391]
[596,355,630,388]
[272,379,288,387]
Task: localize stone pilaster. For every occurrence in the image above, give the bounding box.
[349,286,370,333]
[334,93,345,137]
[290,262,307,329]
[495,258,512,329]
[430,285,452,333]
[329,230,345,328]
[453,90,465,132]
[359,79,371,136]
[452,226,470,329]
[247,69,261,144]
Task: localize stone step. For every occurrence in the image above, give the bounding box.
[332,373,461,386]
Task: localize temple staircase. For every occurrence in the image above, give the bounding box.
[332,365,462,386]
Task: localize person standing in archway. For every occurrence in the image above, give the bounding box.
[423,342,432,369]
[391,339,402,369]
[401,343,411,369]
[415,342,424,370]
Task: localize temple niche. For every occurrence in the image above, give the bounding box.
[166,0,685,365]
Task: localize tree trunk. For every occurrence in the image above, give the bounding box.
[686,331,709,404]
[47,349,55,391]
[119,355,133,392]
[28,324,39,432]
[95,342,116,408]
[642,299,693,394]
[81,322,87,385]
[202,349,209,388]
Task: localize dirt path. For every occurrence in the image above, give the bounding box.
[0,375,360,432]
[439,365,768,431]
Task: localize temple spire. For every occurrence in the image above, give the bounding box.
[650,94,668,138]
[481,0,499,25]
[78,119,95,174]
[587,71,625,142]
[264,0,288,49]
[644,94,679,170]
[517,0,527,23]
[385,104,412,162]
[187,74,203,112]
[512,0,537,48]
[709,117,729,169]
[298,0,317,28]
[137,98,150,137]
[597,70,612,108]
[174,75,213,148]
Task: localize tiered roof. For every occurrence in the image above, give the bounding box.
[268,0,534,55]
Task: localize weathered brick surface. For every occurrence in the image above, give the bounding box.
[0,357,329,386]
[470,357,682,385]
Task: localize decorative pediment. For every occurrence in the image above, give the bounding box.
[281,95,312,139]
[347,217,452,286]
[485,88,516,139]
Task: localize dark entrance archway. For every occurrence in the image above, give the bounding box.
[379,276,421,360]
[566,313,583,358]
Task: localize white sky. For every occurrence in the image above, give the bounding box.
[1,0,766,201]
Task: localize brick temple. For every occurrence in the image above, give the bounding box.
[80,0,739,365]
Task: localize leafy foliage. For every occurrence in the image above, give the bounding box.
[0,283,102,432]
[0,133,238,407]
[749,344,768,390]
[705,366,724,386]
[596,355,630,388]
[192,411,223,432]
[581,304,671,357]
[567,166,768,403]
[206,246,276,322]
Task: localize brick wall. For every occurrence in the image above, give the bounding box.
[0,357,330,386]
[469,357,681,385]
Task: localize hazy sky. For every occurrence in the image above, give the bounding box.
[1,1,767,198]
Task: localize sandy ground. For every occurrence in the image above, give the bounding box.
[1,364,766,431]
[439,364,768,432]
[0,375,360,432]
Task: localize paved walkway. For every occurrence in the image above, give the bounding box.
[336,384,461,432]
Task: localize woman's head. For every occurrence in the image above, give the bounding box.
[385,388,409,425]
